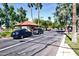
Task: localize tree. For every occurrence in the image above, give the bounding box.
[0,3,29,29]
[2,3,10,29]
[72,3,77,43]
[2,4,17,29]
[76,4,79,34]
[54,3,78,43]
[33,18,40,24]
[17,7,27,22]
[48,16,51,21]
[48,16,53,28]
[8,5,17,29]
[34,3,43,25]
[28,3,34,21]
[42,20,48,29]
[0,8,5,28]
[54,3,72,30]
[33,18,53,30]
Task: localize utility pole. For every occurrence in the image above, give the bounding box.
[72,3,77,43]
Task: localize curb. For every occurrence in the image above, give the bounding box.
[56,35,66,56]
[56,34,77,56]
[0,37,12,41]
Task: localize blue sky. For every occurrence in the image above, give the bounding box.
[0,3,57,22]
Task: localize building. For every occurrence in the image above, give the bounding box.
[16,21,38,31]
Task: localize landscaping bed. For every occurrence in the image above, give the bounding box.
[65,33,79,56]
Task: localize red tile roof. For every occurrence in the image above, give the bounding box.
[16,21,38,26]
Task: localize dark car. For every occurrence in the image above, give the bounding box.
[33,28,44,35]
[47,28,51,31]
[11,29,32,39]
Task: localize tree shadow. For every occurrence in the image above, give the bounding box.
[64,33,72,41]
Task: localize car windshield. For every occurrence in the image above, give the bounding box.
[22,29,28,31]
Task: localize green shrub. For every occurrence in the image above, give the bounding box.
[0,31,12,37]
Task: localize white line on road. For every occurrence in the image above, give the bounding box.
[0,35,44,52]
[56,35,66,56]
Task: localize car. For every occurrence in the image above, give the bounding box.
[32,28,44,35]
[47,28,51,31]
[11,29,32,39]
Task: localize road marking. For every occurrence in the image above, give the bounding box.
[0,32,57,52]
[0,41,26,52]
[0,35,44,52]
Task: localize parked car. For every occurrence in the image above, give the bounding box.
[33,28,44,35]
[11,29,32,39]
[47,28,51,31]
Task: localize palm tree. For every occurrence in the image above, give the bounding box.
[48,16,51,21]
[28,3,34,21]
[72,3,77,43]
[34,3,43,25]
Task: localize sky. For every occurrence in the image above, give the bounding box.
[0,3,57,22]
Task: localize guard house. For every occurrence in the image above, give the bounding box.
[16,21,38,31]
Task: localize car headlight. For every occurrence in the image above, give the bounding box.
[13,32,15,35]
[16,32,19,35]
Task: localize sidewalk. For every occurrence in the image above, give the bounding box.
[56,35,77,56]
[0,37,12,41]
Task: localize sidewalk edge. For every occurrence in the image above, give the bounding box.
[56,34,66,56]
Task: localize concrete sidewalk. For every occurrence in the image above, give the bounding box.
[56,35,77,56]
[0,37,12,41]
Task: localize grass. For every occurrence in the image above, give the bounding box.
[65,33,79,56]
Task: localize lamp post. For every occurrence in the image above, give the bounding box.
[72,3,77,43]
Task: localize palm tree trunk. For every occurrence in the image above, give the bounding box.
[38,7,40,25]
[0,19,1,32]
[78,20,79,33]
[72,3,77,43]
[65,19,68,33]
[31,7,33,21]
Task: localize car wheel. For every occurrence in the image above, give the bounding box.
[13,37,16,39]
[21,36,23,39]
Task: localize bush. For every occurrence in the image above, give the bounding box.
[0,31,12,38]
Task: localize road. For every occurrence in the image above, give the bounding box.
[0,30,64,56]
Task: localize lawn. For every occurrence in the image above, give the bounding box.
[65,33,79,56]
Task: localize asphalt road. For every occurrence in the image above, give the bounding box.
[0,30,64,56]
